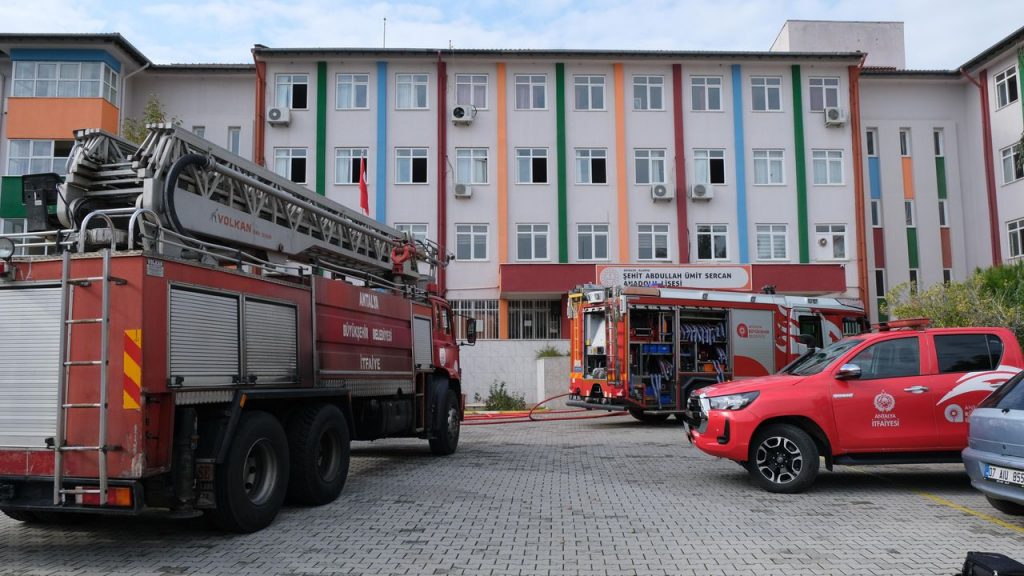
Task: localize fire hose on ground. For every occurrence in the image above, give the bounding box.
[462,392,629,425]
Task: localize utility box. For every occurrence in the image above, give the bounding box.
[21,173,61,232]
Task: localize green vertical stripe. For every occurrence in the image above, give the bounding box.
[791,65,809,263]
[556,63,568,263]
[316,61,327,196]
[907,228,919,268]
[936,157,947,199]
[0,176,26,218]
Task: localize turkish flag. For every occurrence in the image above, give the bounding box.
[358,156,369,216]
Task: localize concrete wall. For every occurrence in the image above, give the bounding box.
[460,339,569,405]
[772,21,906,69]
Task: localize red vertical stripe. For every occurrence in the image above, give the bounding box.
[873,228,886,268]
[672,64,689,263]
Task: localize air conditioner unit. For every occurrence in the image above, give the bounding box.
[267,106,291,126]
[651,184,674,201]
[454,183,473,198]
[451,104,476,125]
[824,106,847,127]
[689,183,714,201]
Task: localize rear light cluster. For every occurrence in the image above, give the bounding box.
[74,486,132,507]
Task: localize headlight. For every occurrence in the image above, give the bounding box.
[707,391,760,411]
[0,238,14,260]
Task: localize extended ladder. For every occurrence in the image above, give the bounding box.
[52,249,125,505]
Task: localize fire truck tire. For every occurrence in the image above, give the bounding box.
[208,411,290,533]
[1,509,39,522]
[628,409,670,423]
[429,388,460,456]
[286,404,350,506]
[986,496,1024,516]
[747,423,819,494]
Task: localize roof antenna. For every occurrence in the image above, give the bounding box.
[382,17,387,48]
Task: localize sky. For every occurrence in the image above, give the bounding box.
[0,0,1021,69]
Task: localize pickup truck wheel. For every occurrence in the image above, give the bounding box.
[1,509,39,522]
[748,423,819,493]
[986,496,1024,515]
[429,388,461,456]
[286,404,350,506]
[208,411,289,533]
[629,409,670,423]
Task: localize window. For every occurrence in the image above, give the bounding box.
[577,223,609,261]
[508,300,561,339]
[870,199,883,227]
[696,224,729,261]
[875,269,886,298]
[808,77,840,112]
[456,148,488,185]
[812,150,844,185]
[943,269,953,284]
[634,149,666,184]
[275,74,308,109]
[899,128,912,157]
[866,129,878,156]
[516,224,549,261]
[815,224,847,259]
[753,149,784,185]
[938,199,948,227]
[13,61,117,103]
[691,76,722,111]
[516,148,548,184]
[227,127,241,155]
[396,223,428,243]
[396,73,429,109]
[335,148,368,185]
[192,126,205,138]
[336,73,369,109]
[933,129,944,157]
[1,219,26,256]
[573,75,605,110]
[694,149,726,185]
[936,334,1004,372]
[750,76,782,112]
[995,66,1020,108]
[1009,218,1024,259]
[575,149,607,184]
[274,148,307,183]
[637,224,670,261]
[849,337,920,379]
[6,140,73,175]
[515,74,546,110]
[905,200,916,226]
[455,74,488,108]
[909,269,919,293]
[633,75,664,110]
[981,372,1024,411]
[1001,144,1024,184]
[395,148,428,184]
[451,300,499,340]
[455,224,488,261]
[755,224,787,261]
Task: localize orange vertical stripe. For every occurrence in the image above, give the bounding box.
[499,299,509,340]
[941,228,952,268]
[614,63,629,262]
[901,157,915,199]
[497,63,508,264]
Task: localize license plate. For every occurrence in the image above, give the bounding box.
[985,464,1024,487]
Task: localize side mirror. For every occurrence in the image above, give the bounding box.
[835,363,862,380]
[464,318,478,346]
[799,333,818,351]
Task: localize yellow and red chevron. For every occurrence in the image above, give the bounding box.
[123,329,142,410]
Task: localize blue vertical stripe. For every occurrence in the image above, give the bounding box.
[868,157,882,199]
[731,64,749,263]
[375,61,388,223]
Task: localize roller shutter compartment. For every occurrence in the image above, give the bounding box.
[170,288,240,387]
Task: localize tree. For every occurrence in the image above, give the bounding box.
[122,94,179,144]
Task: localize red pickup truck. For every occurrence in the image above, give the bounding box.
[687,323,1024,493]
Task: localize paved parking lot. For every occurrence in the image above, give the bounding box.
[2,416,1023,575]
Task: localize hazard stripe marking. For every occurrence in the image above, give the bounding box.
[123,329,142,410]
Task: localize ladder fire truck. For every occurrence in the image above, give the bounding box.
[566,285,866,422]
[0,125,475,532]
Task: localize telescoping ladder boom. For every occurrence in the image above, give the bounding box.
[59,124,443,284]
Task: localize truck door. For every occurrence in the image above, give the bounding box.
[433,302,458,376]
[930,332,1010,449]
[830,335,939,452]
[791,308,823,350]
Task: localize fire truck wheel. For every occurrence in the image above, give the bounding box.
[986,496,1024,516]
[1,509,39,522]
[429,388,460,456]
[628,409,670,423]
[209,411,290,533]
[747,423,819,494]
[286,404,350,506]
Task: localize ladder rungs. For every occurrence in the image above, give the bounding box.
[66,318,103,325]
[62,403,103,409]
[60,488,103,495]
[67,276,103,284]
[58,446,104,452]
[65,360,104,366]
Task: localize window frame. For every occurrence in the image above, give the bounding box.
[455,74,489,109]
[273,147,308,184]
[573,74,606,111]
[396,222,429,243]
[12,61,117,103]
[933,128,945,157]
[749,76,783,112]
[633,149,667,185]
[455,148,489,185]
[336,73,370,110]
[577,223,610,262]
[811,149,845,186]
[696,223,730,262]
[395,73,429,110]
[227,127,242,155]
[938,199,949,228]
[516,223,550,262]
[905,200,917,227]
[848,336,921,380]
[1009,218,1024,259]
[394,147,429,185]
[632,75,664,111]
[1001,144,1024,185]
[755,223,788,261]
[275,73,309,110]
[752,149,785,185]
[866,128,878,157]
[637,223,671,261]
[514,74,547,110]
[690,75,723,112]
[815,224,848,260]
[870,199,883,228]
[899,128,912,157]
[808,76,840,112]
[334,147,369,185]
[515,147,549,185]
[575,148,608,185]
[455,223,489,261]
[5,139,73,176]
[693,148,726,185]
[995,65,1020,109]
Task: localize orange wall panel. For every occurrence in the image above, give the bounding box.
[6,98,119,140]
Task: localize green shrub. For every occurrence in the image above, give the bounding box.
[472,380,527,411]
[535,345,568,359]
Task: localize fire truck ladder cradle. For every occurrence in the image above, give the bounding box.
[52,249,126,506]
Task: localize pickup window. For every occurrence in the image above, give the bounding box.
[787,338,862,376]
[847,336,920,379]
[935,334,1003,373]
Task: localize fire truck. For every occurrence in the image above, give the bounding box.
[566,284,866,421]
[0,125,475,532]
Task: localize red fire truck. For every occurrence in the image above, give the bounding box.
[0,125,475,532]
[566,284,866,421]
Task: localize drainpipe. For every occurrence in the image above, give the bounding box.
[0,72,6,163]
[252,49,267,167]
[848,54,869,313]
[436,52,447,294]
[118,62,151,135]
[960,67,1002,265]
